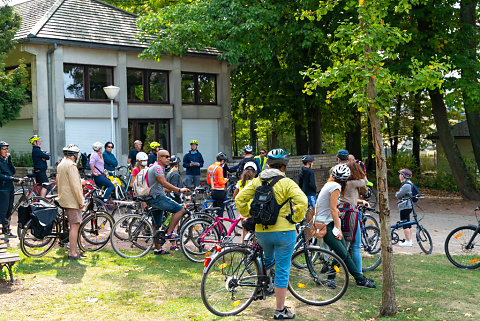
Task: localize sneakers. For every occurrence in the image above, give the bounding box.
[154,249,170,255]
[5,231,17,238]
[169,245,180,251]
[356,277,376,289]
[274,307,295,320]
[361,249,374,258]
[398,240,413,247]
[164,233,180,240]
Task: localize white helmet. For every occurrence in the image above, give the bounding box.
[92,141,103,151]
[136,152,148,161]
[63,144,80,155]
[332,164,350,182]
[244,161,258,172]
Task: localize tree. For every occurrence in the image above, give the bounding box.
[0,2,28,127]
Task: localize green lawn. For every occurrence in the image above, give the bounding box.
[1,249,478,321]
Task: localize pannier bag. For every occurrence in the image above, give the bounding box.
[30,205,58,239]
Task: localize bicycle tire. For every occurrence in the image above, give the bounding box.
[363,214,379,229]
[288,246,349,306]
[445,225,480,269]
[180,218,222,263]
[362,225,382,272]
[78,212,114,252]
[201,247,260,316]
[417,226,433,254]
[19,219,59,258]
[110,214,154,258]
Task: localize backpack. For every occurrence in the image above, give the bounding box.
[405,181,419,202]
[249,176,290,229]
[133,167,151,197]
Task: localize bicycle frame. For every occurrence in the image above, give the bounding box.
[200,216,243,244]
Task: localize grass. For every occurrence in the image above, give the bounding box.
[1,248,479,321]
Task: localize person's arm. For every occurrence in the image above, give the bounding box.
[233,187,240,199]
[217,166,227,185]
[308,170,317,192]
[287,181,309,223]
[198,153,204,168]
[298,171,304,189]
[69,164,84,208]
[90,153,99,176]
[183,154,190,168]
[110,153,118,168]
[395,183,411,198]
[156,174,189,194]
[330,189,342,240]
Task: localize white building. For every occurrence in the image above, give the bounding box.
[3,0,232,167]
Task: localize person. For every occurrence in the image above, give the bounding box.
[90,142,114,204]
[148,141,161,166]
[182,140,204,188]
[233,161,257,199]
[336,149,349,164]
[102,141,118,172]
[230,145,259,177]
[298,155,317,207]
[395,168,415,247]
[130,152,148,189]
[338,161,370,274]
[147,149,190,254]
[0,141,22,241]
[166,155,183,204]
[30,135,50,198]
[315,163,376,289]
[348,154,366,173]
[236,149,307,320]
[254,149,267,172]
[127,140,143,166]
[57,144,85,259]
[206,152,229,216]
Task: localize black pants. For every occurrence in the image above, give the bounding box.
[400,209,413,229]
[211,189,226,217]
[0,190,15,232]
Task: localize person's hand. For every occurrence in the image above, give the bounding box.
[79,204,84,209]
[363,200,370,207]
[6,152,11,158]
[179,187,191,194]
[189,163,194,167]
[335,230,343,240]
[15,178,23,184]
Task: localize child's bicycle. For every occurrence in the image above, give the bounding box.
[444,205,480,269]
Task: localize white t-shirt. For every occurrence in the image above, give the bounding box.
[315,181,341,224]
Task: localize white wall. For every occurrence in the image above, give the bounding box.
[64,118,113,158]
[0,119,33,154]
[182,119,219,168]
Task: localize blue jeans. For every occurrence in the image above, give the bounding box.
[351,223,362,274]
[185,175,200,188]
[256,230,296,288]
[93,175,114,201]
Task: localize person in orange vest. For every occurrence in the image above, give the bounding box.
[207,152,229,217]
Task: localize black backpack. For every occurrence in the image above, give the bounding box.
[249,176,290,229]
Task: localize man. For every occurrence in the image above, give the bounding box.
[348,154,366,173]
[337,149,349,164]
[298,155,317,207]
[148,141,161,166]
[0,141,22,241]
[207,152,229,216]
[254,149,267,172]
[127,140,143,166]
[182,139,204,188]
[148,149,190,254]
[30,135,50,197]
[57,144,85,259]
[230,145,259,177]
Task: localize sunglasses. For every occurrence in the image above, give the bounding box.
[106,146,113,148]
[1,147,8,150]
[160,155,171,158]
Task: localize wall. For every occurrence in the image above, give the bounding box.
[436,138,476,172]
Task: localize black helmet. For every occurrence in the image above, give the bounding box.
[302,155,314,164]
[0,141,9,147]
[170,155,180,165]
[216,152,228,162]
[267,148,289,165]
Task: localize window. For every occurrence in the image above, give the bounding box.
[128,119,170,151]
[181,73,216,104]
[127,69,168,103]
[63,64,113,101]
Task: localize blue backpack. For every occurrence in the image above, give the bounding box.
[405,181,419,202]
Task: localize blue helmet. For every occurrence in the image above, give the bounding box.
[337,149,349,161]
[302,155,314,164]
[267,148,289,165]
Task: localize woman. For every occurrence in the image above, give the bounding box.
[315,163,375,289]
[232,161,257,199]
[339,161,369,274]
[130,152,148,189]
[90,142,114,204]
[102,141,118,172]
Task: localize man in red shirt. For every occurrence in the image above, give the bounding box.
[207,152,229,216]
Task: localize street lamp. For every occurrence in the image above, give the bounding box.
[103,85,120,150]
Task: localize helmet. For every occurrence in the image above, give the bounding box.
[63,144,80,155]
[398,168,412,179]
[190,139,199,145]
[332,163,351,181]
[302,155,314,164]
[267,148,289,165]
[136,152,148,161]
[92,142,103,151]
[216,152,228,162]
[29,135,41,144]
[244,145,253,153]
[150,141,161,149]
[170,155,180,165]
[0,141,9,147]
[337,149,349,161]
[244,161,258,172]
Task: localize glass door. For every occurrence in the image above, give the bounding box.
[128,119,170,152]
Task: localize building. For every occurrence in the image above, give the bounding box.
[2,0,232,167]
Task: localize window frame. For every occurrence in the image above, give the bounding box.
[127,68,170,104]
[63,63,114,102]
[181,72,217,105]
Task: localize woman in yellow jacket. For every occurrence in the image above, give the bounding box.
[235,149,307,320]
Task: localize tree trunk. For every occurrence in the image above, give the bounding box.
[249,119,257,154]
[307,103,322,154]
[392,95,401,159]
[293,109,308,155]
[412,92,421,170]
[366,116,375,171]
[232,117,238,157]
[428,89,480,200]
[346,108,362,160]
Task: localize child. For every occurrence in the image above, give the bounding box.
[395,168,414,247]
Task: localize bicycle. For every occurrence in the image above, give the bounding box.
[361,181,378,209]
[354,205,382,271]
[225,173,238,200]
[13,175,56,214]
[200,225,349,316]
[444,205,480,269]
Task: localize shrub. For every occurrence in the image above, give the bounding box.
[10,151,33,167]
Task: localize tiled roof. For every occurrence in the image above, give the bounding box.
[426,120,470,140]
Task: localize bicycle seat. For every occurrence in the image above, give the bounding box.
[42,182,56,190]
[26,173,36,178]
[204,207,222,214]
[135,196,153,202]
[45,194,58,200]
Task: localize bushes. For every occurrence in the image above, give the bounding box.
[10,151,33,167]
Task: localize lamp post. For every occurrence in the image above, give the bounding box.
[103,85,120,152]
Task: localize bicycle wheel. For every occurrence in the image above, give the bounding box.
[180,218,222,263]
[20,219,59,257]
[362,225,382,272]
[110,214,154,258]
[416,226,432,254]
[78,212,114,252]
[201,247,260,316]
[363,214,379,228]
[288,246,349,306]
[445,225,480,269]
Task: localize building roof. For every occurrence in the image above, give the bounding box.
[426,120,470,140]
[13,0,220,55]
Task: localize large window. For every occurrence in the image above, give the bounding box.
[128,119,170,151]
[127,69,168,103]
[181,72,216,104]
[63,64,113,101]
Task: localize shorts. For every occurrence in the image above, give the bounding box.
[65,208,82,224]
[400,209,413,229]
[35,169,48,184]
[148,194,183,214]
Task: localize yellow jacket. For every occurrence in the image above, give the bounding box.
[57,157,84,209]
[235,168,308,232]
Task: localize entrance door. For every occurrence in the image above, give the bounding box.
[128,119,170,152]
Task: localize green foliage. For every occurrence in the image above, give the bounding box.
[10,151,33,167]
